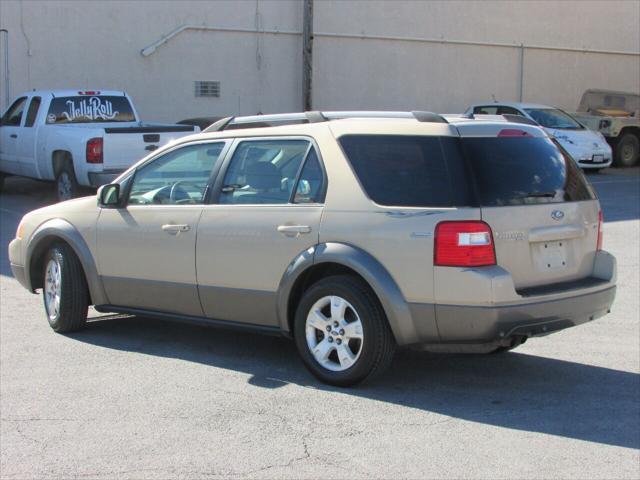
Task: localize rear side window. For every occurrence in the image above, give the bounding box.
[339,135,473,207]
[46,96,136,124]
[462,137,596,206]
[25,97,41,127]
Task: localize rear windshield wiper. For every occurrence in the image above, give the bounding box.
[517,191,557,199]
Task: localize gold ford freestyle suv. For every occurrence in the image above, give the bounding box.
[8,111,617,386]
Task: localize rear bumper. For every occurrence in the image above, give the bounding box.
[433,284,615,343]
[87,170,125,187]
[407,250,616,346]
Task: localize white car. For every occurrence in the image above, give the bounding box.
[465,102,613,171]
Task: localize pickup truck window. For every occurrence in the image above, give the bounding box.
[46,95,136,124]
[24,97,42,127]
[1,97,27,126]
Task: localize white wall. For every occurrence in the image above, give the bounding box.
[0,0,303,120]
[312,0,640,112]
[1,0,638,121]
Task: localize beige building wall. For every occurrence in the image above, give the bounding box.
[312,0,640,113]
[0,0,303,120]
[1,0,638,121]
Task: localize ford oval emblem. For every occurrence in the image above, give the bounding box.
[551,210,564,221]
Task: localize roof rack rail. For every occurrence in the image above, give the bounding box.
[203,110,447,132]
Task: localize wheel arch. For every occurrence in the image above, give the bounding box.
[52,150,74,178]
[276,242,418,345]
[25,218,107,306]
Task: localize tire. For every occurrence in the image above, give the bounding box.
[614,133,639,167]
[55,165,80,202]
[42,244,89,333]
[0,173,5,193]
[293,275,396,387]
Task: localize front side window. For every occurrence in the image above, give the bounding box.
[219,139,316,205]
[524,108,583,130]
[1,97,27,126]
[128,142,225,205]
[46,96,136,124]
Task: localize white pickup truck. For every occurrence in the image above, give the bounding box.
[0,90,198,200]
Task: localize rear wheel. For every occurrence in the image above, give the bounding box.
[42,244,89,332]
[294,275,395,386]
[614,133,639,167]
[0,172,5,192]
[56,166,80,202]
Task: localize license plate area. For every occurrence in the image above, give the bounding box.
[592,154,604,163]
[531,240,568,271]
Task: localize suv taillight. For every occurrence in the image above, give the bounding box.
[435,221,496,267]
[86,137,103,164]
[597,210,603,251]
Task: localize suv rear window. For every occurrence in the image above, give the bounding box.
[46,96,135,124]
[462,137,596,206]
[339,135,473,207]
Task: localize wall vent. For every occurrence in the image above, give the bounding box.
[195,81,220,98]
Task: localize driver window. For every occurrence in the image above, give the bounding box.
[1,97,28,126]
[128,142,225,205]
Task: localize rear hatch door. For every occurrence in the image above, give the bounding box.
[461,134,600,291]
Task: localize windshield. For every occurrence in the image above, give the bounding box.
[524,108,582,130]
[46,96,136,124]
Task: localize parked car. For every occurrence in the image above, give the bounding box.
[465,102,613,171]
[0,90,198,200]
[8,111,616,386]
[571,89,640,167]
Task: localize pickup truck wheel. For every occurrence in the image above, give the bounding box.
[294,275,396,387]
[42,244,88,333]
[56,167,79,202]
[614,133,639,167]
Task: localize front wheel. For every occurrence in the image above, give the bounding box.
[42,244,89,332]
[294,275,395,387]
[614,133,639,167]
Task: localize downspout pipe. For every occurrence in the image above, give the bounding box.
[0,29,8,108]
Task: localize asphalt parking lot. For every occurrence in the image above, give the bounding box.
[1,171,638,479]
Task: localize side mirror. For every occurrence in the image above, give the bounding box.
[97,183,121,207]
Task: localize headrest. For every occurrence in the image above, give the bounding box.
[246,162,281,190]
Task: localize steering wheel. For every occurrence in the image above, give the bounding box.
[169,181,204,204]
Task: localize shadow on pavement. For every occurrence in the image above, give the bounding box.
[67,314,640,450]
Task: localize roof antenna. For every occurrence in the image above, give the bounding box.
[491,94,498,103]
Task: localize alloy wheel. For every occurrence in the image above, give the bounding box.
[305,295,364,372]
[44,259,62,320]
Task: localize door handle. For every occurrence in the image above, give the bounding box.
[277,225,311,236]
[162,224,191,233]
[10,134,17,138]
